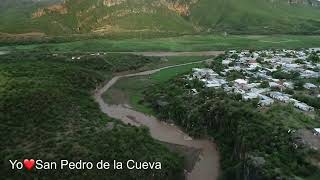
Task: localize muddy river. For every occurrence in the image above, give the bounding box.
[94,62,220,180]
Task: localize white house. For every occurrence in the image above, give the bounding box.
[191,89,199,95]
[309,48,320,52]
[303,83,317,90]
[235,79,248,85]
[269,92,290,103]
[222,59,233,65]
[234,79,249,90]
[243,92,259,101]
[283,82,294,89]
[294,102,314,112]
[269,82,283,89]
[258,95,274,106]
[300,70,320,78]
[229,50,237,54]
[313,128,320,136]
[192,68,216,79]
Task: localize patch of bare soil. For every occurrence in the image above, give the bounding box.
[0,32,45,37]
[295,129,320,150]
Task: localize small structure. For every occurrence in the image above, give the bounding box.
[191,89,199,95]
[235,79,248,85]
[205,78,227,88]
[243,92,259,101]
[222,59,232,65]
[192,68,216,79]
[259,98,274,106]
[309,48,320,52]
[229,50,237,54]
[283,63,300,70]
[303,83,317,90]
[294,102,314,112]
[300,70,320,78]
[206,81,221,88]
[258,94,274,106]
[283,82,294,89]
[269,82,281,88]
[234,87,245,95]
[269,92,290,103]
[313,128,320,136]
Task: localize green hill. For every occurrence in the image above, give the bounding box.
[190,0,320,34]
[0,0,320,35]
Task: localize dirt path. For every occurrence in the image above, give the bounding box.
[108,51,224,57]
[94,61,220,180]
[0,51,9,55]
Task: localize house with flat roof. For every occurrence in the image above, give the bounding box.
[269,92,290,103]
[303,83,317,90]
[243,92,259,101]
[294,102,314,112]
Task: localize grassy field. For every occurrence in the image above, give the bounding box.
[103,56,206,114]
[4,35,320,52]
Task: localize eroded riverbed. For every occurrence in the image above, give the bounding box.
[94,62,220,180]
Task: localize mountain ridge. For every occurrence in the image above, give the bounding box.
[1,0,320,35]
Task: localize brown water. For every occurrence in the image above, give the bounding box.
[94,62,220,180]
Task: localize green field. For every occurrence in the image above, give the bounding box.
[103,56,206,114]
[4,35,320,52]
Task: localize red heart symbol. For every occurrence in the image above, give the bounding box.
[23,159,35,170]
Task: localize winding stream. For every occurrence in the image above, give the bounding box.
[94,61,220,180]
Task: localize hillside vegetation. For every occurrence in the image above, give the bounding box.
[190,0,320,34]
[0,51,184,179]
[0,0,320,35]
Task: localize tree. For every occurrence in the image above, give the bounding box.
[256,57,264,64]
[259,81,269,88]
[294,80,304,90]
[307,53,320,63]
[210,59,225,73]
[294,59,305,64]
[230,54,240,60]
[227,71,245,81]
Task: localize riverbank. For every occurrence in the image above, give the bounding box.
[102,56,219,115]
[94,63,221,180]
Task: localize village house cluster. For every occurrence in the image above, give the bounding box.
[188,48,320,112]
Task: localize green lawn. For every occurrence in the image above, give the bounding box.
[103,57,206,114]
[5,35,320,52]
[141,56,210,70]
